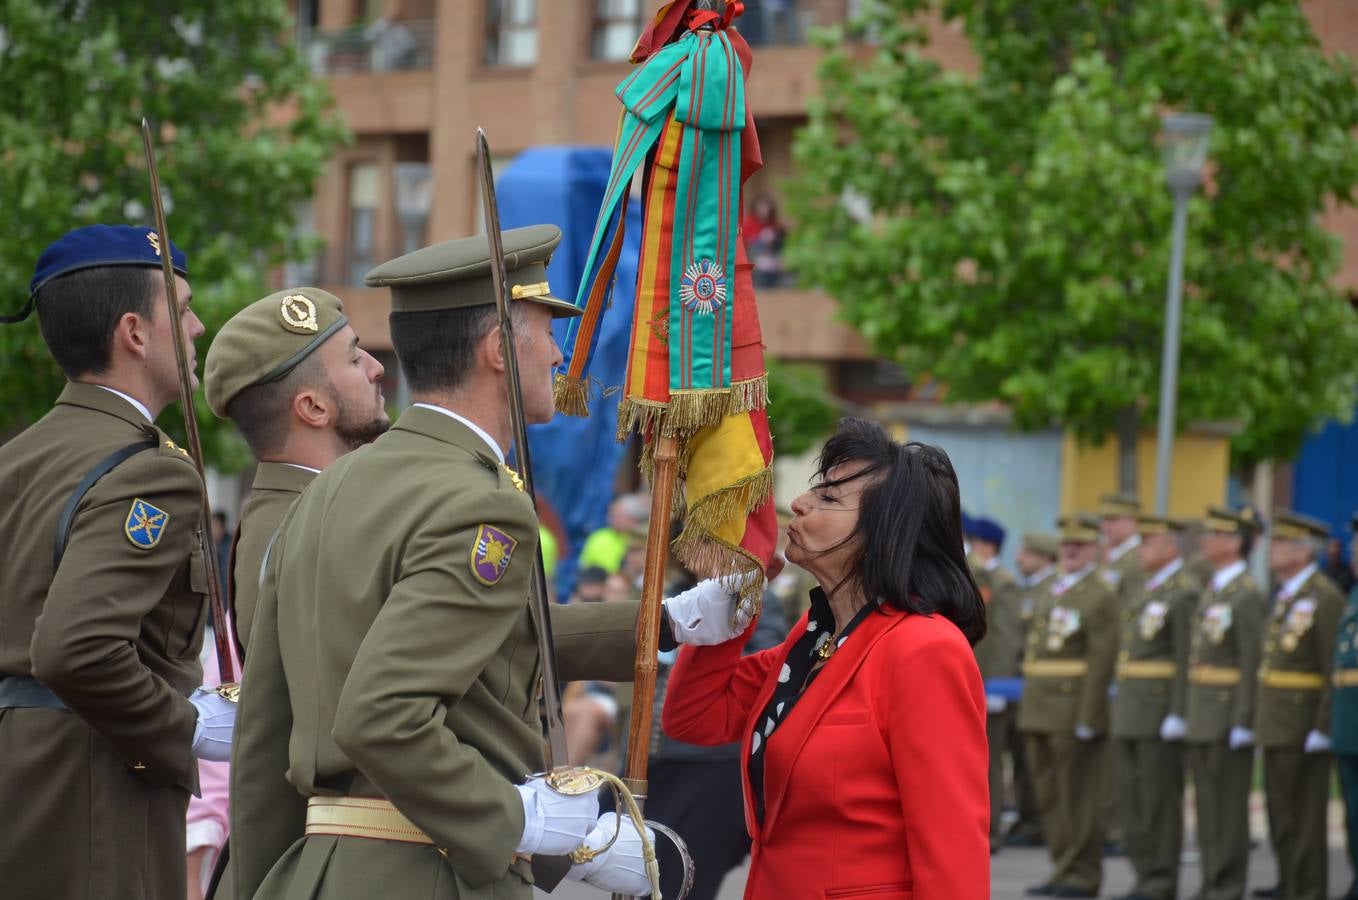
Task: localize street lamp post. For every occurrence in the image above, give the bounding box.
[1153,112,1212,516]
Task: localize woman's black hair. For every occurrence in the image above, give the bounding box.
[811,417,986,645]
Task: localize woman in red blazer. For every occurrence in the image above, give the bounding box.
[663,418,990,900]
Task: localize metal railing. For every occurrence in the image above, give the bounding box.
[298,19,435,75]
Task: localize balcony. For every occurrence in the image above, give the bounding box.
[299,19,435,75]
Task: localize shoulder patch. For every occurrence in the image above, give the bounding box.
[470,524,519,586]
[125,498,170,549]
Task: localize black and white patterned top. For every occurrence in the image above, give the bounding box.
[748,587,880,823]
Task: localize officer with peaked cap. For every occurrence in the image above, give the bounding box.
[1006,532,1061,848]
[203,287,388,653]
[229,225,752,900]
[1185,505,1266,900]
[1111,516,1199,900]
[0,225,236,900]
[1256,510,1344,900]
[1333,511,1358,900]
[1019,514,1118,898]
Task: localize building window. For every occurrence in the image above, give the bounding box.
[346,161,380,285]
[591,0,644,61]
[485,0,538,67]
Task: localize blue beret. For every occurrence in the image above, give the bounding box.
[960,510,977,536]
[971,516,1006,549]
[30,224,188,297]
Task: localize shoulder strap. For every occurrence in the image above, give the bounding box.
[53,436,159,569]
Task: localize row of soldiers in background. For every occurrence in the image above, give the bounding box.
[969,494,1358,900]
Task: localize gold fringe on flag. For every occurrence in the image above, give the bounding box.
[671,526,767,608]
[553,373,592,419]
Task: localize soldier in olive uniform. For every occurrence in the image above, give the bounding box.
[967,516,1022,852]
[228,225,751,900]
[1020,514,1119,898]
[1332,511,1358,900]
[1007,532,1061,847]
[1111,516,1200,900]
[1185,506,1266,900]
[1255,510,1346,900]
[0,226,236,900]
[203,288,389,653]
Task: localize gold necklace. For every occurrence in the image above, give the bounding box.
[815,636,837,661]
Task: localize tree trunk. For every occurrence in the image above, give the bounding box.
[1116,406,1139,495]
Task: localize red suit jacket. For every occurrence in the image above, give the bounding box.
[662,603,990,900]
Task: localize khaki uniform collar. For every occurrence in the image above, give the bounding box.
[251,461,317,494]
[392,405,502,469]
[56,382,158,433]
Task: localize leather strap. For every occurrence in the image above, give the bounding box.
[0,675,67,710]
[53,436,158,568]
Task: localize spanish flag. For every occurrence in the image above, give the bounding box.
[554,1,775,604]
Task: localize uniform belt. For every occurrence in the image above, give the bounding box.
[1024,660,1089,678]
[1117,660,1177,680]
[1260,669,1325,691]
[1334,669,1358,688]
[306,796,437,846]
[0,676,68,710]
[1188,665,1241,686]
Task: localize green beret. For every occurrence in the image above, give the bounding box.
[364,223,581,318]
[204,287,348,417]
[1022,531,1060,559]
[1272,509,1329,541]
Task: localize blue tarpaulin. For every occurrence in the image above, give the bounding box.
[496,147,642,599]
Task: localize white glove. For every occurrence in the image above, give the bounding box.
[1304,729,1332,754]
[1074,725,1098,741]
[985,694,1007,714]
[515,776,600,856]
[189,687,236,762]
[566,813,654,896]
[1228,726,1255,750]
[663,578,751,646]
[1159,714,1187,742]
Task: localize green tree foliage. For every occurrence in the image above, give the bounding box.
[766,360,842,456]
[0,0,347,466]
[786,0,1358,462]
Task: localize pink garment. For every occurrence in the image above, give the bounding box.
[186,622,240,890]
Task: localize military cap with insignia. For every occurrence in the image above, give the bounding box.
[1097,492,1142,518]
[1270,509,1330,541]
[1058,513,1101,543]
[204,287,348,417]
[364,224,581,318]
[1137,514,1188,535]
[1022,531,1061,559]
[3,224,189,324]
[1202,505,1263,535]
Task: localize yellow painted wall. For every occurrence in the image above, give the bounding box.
[1060,431,1231,518]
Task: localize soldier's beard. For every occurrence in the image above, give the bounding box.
[331,389,390,451]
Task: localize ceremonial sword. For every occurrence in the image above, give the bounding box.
[474,128,570,768]
[141,119,238,694]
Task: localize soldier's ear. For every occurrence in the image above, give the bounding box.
[481,323,508,375]
[292,386,332,429]
[111,310,153,362]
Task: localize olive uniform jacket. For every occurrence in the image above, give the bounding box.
[1101,542,1146,610]
[229,406,642,900]
[1330,586,1358,755]
[1185,567,1265,744]
[1255,569,1346,748]
[1111,563,1200,740]
[971,559,1022,683]
[0,383,206,900]
[230,461,316,653]
[1018,568,1119,735]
